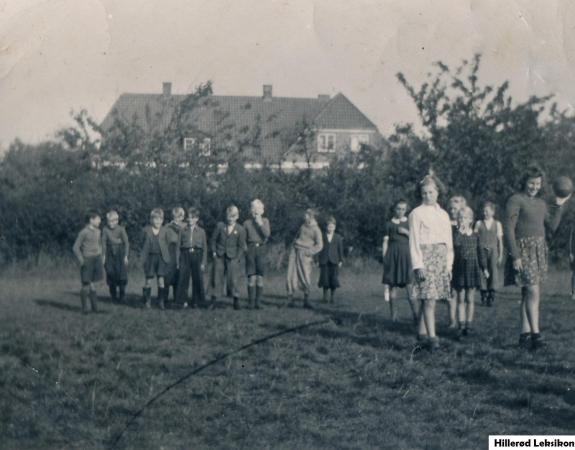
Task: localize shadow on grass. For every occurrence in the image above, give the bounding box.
[34,298,106,315]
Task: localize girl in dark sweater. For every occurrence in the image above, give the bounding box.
[504,165,570,350]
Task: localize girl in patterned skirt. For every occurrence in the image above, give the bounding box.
[452,206,488,338]
[382,200,417,323]
[409,174,453,352]
[504,165,570,350]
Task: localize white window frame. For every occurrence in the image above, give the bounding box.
[183,137,212,156]
[350,134,369,153]
[317,133,336,153]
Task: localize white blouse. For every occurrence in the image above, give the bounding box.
[408,203,454,270]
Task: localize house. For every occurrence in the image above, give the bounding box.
[100,83,382,170]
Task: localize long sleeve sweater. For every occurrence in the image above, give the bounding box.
[102,226,129,258]
[73,226,102,263]
[294,222,323,256]
[504,193,564,260]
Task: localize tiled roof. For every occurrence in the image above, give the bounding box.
[101,91,378,163]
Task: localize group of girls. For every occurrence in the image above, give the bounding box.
[382,165,570,352]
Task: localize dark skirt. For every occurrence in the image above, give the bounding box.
[504,236,547,287]
[452,258,481,290]
[318,263,340,289]
[144,253,168,279]
[104,244,128,285]
[382,242,412,287]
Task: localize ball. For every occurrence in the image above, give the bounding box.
[553,176,573,199]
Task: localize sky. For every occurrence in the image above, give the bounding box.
[1,0,575,150]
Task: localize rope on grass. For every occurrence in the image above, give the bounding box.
[109,317,332,448]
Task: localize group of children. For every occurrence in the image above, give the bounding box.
[73,165,571,352]
[72,200,345,314]
[380,166,570,352]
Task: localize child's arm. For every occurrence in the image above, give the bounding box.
[309,227,324,256]
[569,224,574,263]
[72,230,85,265]
[504,195,521,266]
[122,227,130,263]
[408,212,424,276]
[382,222,390,259]
[202,229,208,270]
[140,230,150,266]
[211,224,219,257]
[101,229,108,264]
[496,221,504,265]
[338,235,344,266]
[238,226,247,256]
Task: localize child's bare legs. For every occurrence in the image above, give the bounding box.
[465,288,475,329]
[523,284,540,333]
[417,300,427,336]
[571,271,575,299]
[389,287,398,322]
[447,292,457,328]
[456,289,466,327]
[406,285,419,324]
[422,298,437,338]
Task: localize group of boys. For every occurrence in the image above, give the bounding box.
[72,199,270,314]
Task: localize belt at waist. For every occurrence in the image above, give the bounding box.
[181,247,204,252]
[247,242,265,247]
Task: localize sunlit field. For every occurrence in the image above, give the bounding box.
[1,263,574,450]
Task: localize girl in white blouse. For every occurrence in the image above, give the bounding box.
[409,175,453,352]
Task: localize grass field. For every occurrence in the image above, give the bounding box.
[1,264,574,450]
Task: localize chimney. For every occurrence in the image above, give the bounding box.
[162,82,172,96]
[263,84,273,101]
[318,94,330,102]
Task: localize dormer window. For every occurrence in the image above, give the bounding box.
[184,137,211,156]
[317,133,336,153]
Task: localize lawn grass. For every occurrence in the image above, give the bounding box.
[1,264,574,449]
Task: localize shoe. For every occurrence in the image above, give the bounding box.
[530,333,546,351]
[518,333,531,349]
[233,297,240,310]
[456,326,465,340]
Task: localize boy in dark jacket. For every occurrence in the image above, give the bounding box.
[318,216,344,304]
[210,205,247,310]
[102,210,129,303]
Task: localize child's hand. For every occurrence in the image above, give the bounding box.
[484,269,490,279]
[338,261,343,267]
[513,258,523,272]
[570,254,574,263]
[397,227,409,236]
[201,264,205,272]
[212,252,217,258]
[124,256,129,265]
[414,269,426,283]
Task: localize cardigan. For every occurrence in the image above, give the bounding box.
[408,203,454,271]
[141,225,171,263]
[293,222,323,256]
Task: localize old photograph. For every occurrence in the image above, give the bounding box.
[1,1,575,449]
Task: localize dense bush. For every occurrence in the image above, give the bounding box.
[2,54,575,265]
